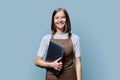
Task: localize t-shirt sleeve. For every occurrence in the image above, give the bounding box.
[72,34,81,57]
[37,35,50,57]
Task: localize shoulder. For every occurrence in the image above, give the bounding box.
[71,33,80,40]
[42,34,51,40]
[40,34,52,46]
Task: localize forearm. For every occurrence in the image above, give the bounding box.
[76,62,82,80]
[35,56,52,68]
[76,57,82,80]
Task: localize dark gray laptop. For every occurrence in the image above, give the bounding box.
[45,40,64,76]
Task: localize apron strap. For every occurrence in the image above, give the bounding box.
[51,33,54,40]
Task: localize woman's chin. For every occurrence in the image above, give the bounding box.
[57,25,65,28]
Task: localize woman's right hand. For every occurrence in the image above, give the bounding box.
[50,57,63,71]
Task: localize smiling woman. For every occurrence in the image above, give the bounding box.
[54,10,66,32]
[35,8,82,80]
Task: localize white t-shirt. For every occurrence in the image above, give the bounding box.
[37,33,81,57]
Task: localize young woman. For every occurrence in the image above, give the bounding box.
[35,8,82,80]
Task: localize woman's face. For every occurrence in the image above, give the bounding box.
[54,10,66,30]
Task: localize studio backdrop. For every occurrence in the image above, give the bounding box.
[0,0,120,80]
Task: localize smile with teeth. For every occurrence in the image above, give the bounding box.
[57,22,65,25]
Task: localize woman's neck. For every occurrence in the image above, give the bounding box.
[55,29,66,34]
[56,31,66,35]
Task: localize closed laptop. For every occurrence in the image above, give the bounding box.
[45,40,64,76]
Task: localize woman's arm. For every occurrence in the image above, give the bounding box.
[35,56,62,71]
[75,57,82,80]
[35,56,52,68]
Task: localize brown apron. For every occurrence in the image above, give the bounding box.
[46,35,77,80]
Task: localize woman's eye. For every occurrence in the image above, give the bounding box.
[62,16,66,18]
[55,17,59,19]
[54,16,66,19]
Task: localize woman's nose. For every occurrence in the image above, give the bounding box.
[58,18,62,21]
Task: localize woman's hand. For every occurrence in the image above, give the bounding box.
[50,57,63,71]
[35,56,62,70]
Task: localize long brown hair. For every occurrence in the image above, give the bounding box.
[51,8,71,37]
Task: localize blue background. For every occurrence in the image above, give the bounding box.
[0,0,120,80]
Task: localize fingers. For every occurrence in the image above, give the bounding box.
[56,62,62,71]
[56,57,62,62]
[57,66,62,71]
[55,65,62,71]
[58,61,62,64]
[51,57,63,71]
